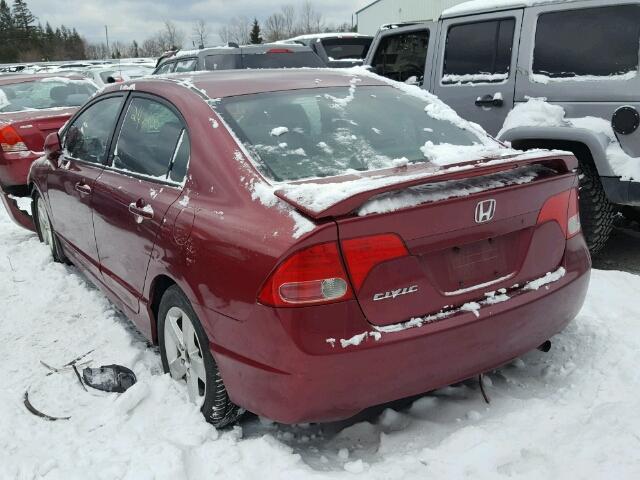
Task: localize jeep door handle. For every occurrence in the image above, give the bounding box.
[128,202,154,220]
[475,94,504,107]
[75,182,91,195]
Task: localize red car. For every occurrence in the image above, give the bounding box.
[26,70,590,427]
[0,73,97,228]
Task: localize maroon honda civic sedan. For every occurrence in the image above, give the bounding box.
[26,69,591,426]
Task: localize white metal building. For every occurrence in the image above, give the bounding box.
[356,0,469,35]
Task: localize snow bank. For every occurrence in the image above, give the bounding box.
[500,97,640,181]
[1,207,640,478]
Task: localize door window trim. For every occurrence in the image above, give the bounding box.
[440,16,518,86]
[60,92,129,167]
[103,92,191,187]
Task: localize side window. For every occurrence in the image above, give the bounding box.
[533,5,640,79]
[64,96,124,164]
[443,18,515,84]
[371,30,429,83]
[204,54,238,71]
[155,62,174,74]
[174,58,198,72]
[112,97,189,181]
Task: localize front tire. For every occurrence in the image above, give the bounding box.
[158,285,243,428]
[33,193,67,263]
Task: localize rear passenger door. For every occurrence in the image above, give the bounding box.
[366,24,436,87]
[91,94,190,314]
[433,11,523,136]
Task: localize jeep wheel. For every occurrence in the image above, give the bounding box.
[577,160,616,254]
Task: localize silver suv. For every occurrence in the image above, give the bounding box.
[365,0,640,253]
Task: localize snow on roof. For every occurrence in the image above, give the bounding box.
[441,0,578,17]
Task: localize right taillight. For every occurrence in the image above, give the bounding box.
[0,124,28,153]
[341,233,409,291]
[258,242,353,307]
[537,188,581,239]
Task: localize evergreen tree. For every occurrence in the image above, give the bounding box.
[250,18,262,44]
[12,0,34,37]
[0,0,16,61]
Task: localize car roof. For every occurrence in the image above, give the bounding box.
[0,73,88,85]
[441,0,583,18]
[119,69,387,98]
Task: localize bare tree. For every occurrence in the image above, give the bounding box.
[264,12,286,42]
[162,20,184,50]
[281,4,297,37]
[299,0,323,34]
[192,19,210,49]
[219,16,251,45]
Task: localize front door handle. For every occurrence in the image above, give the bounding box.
[475,94,504,107]
[75,182,91,195]
[128,201,154,221]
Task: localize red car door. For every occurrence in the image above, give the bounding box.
[91,94,190,313]
[46,94,126,275]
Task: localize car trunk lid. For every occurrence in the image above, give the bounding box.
[0,107,76,153]
[276,153,578,327]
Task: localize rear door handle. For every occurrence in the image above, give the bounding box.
[75,182,91,195]
[128,201,154,220]
[475,94,504,107]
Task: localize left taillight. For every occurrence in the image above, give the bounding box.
[0,124,28,153]
[258,242,353,307]
[537,188,581,239]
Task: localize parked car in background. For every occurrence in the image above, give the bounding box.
[365,0,640,254]
[82,64,155,87]
[281,32,373,68]
[153,43,325,74]
[0,73,97,228]
[28,69,589,427]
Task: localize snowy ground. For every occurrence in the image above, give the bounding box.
[1,206,639,480]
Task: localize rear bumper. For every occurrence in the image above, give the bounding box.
[210,236,591,424]
[0,151,39,189]
[0,187,35,232]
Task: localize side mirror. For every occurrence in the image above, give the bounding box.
[44,132,62,167]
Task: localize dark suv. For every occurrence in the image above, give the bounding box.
[365,0,640,253]
[153,43,325,74]
[282,33,373,68]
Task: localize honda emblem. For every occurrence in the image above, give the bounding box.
[475,199,496,223]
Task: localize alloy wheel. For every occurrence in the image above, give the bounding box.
[163,306,207,404]
[37,199,54,250]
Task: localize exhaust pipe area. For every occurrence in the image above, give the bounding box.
[537,340,552,353]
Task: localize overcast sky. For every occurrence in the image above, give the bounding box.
[25,0,373,46]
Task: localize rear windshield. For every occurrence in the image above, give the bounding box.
[217,85,483,182]
[322,38,372,60]
[241,51,325,69]
[0,78,97,113]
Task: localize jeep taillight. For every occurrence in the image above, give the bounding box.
[341,233,409,291]
[258,242,353,307]
[537,188,581,239]
[0,125,28,153]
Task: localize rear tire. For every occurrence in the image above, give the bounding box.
[33,193,67,263]
[158,285,243,428]
[577,160,616,255]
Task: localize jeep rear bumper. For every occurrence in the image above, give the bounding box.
[601,177,640,206]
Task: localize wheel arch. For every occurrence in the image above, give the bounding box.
[499,126,614,177]
[147,273,179,344]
